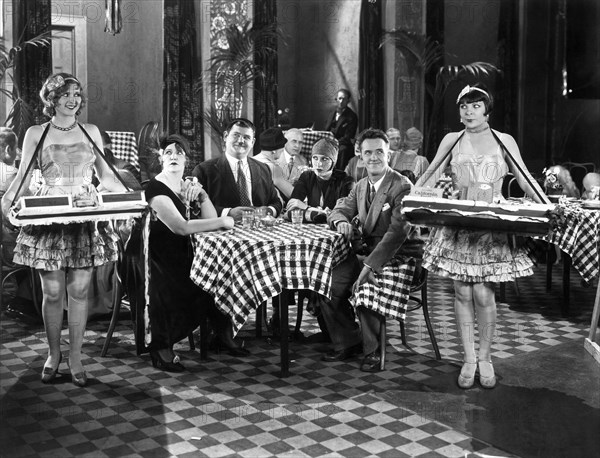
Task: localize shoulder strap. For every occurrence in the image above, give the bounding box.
[78,123,132,192]
[490,129,546,202]
[419,131,464,186]
[10,124,51,209]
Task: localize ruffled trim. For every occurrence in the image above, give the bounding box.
[13,221,119,270]
[423,227,534,283]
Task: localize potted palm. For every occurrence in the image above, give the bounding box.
[0,32,52,141]
[380,29,500,158]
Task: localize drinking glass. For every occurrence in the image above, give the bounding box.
[242,209,255,229]
[254,207,267,227]
[290,209,304,228]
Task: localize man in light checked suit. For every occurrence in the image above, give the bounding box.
[322,128,422,372]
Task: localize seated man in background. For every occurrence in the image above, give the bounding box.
[192,118,282,220]
[344,137,368,182]
[280,128,308,185]
[582,172,600,200]
[389,127,430,181]
[253,127,294,203]
[386,128,402,154]
[322,128,421,372]
[0,127,18,197]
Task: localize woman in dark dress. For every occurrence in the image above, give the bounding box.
[144,134,235,371]
[286,138,354,222]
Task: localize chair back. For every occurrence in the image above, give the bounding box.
[562,162,596,194]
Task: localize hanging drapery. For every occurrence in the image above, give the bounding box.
[358,0,384,131]
[253,0,278,137]
[14,0,52,138]
[163,0,204,164]
[104,0,123,35]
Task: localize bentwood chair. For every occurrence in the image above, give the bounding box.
[379,267,441,371]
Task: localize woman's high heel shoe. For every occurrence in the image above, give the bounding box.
[67,357,88,387]
[41,354,62,384]
[71,371,88,388]
[150,351,185,372]
[457,360,477,389]
[478,360,497,389]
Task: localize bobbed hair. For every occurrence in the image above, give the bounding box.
[456,83,494,115]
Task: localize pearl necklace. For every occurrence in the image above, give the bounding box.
[50,120,78,131]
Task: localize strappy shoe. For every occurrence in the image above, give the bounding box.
[478,360,497,389]
[41,353,62,384]
[457,360,477,389]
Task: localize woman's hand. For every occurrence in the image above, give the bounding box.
[221,216,235,230]
[181,179,207,203]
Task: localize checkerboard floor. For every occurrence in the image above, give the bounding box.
[1,263,597,458]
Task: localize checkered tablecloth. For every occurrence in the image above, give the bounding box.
[190,223,351,334]
[349,257,416,322]
[106,131,139,170]
[299,130,335,163]
[546,204,600,283]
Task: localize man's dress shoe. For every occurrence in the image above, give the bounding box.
[360,352,382,372]
[321,343,362,362]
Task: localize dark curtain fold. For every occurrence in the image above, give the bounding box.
[253,0,278,137]
[14,0,52,133]
[358,0,383,131]
[163,0,204,164]
[496,0,519,136]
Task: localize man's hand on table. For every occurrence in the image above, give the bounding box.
[229,206,255,222]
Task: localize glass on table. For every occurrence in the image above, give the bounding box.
[254,207,267,227]
[242,209,255,229]
[290,209,304,228]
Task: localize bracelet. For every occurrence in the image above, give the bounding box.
[363,263,373,272]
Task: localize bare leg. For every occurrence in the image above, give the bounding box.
[473,282,497,384]
[454,281,476,362]
[66,267,93,376]
[454,281,477,387]
[39,270,67,370]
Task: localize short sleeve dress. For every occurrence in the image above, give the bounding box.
[422,132,534,283]
[13,138,119,270]
[144,179,205,351]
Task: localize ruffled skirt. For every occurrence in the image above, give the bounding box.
[13,222,119,271]
[13,183,119,270]
[423,227,534,283]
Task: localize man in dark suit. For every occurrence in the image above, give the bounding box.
[192,118,282,220]
[322,128,421,372]
[325,88,358,171]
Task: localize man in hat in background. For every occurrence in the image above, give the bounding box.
[193,118,281,220]
[253,127,295,202]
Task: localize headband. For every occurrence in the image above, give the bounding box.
[456,85,490,103]
[39,74,81,108]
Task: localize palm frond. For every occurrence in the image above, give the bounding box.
[379,29,443,75]
[0,32,52,80]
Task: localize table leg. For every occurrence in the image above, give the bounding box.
[562,254,571,316]
[278,290,290,378]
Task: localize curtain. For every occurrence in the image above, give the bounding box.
[496,0,519,136]
[358,0,384,131]
[253,0,278,138]
[163,0,204,164]
[13,0,52,137]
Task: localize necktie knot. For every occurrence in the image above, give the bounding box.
[367,184,376,207]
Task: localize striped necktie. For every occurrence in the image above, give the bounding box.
[367,183,376,208]
[237,161,251,206]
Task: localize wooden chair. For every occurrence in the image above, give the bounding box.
[379,268,441,371]
[562,162,596,194]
